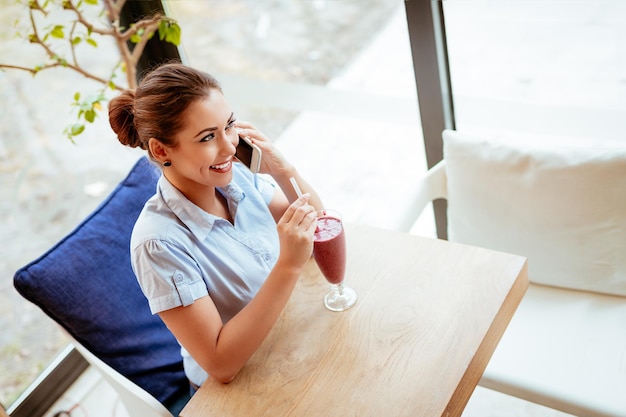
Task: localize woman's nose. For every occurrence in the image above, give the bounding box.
[219,133,237,154]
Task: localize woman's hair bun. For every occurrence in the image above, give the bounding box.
[108,90,145,149]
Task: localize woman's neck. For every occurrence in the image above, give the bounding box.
[165,174,233,223]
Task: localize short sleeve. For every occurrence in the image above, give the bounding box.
[132,239,209,314]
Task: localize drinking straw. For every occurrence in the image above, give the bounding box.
[290,177,321,232]
[289,177,303,198]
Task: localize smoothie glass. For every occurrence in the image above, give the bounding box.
[313,209,357,311]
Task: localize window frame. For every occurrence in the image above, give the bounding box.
[404,0,455,240]
[6,346,87,417]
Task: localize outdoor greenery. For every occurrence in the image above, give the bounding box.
[0,0,181,141]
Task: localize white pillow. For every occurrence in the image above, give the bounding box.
[443,129,626,296]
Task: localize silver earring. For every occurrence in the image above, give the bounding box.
[163,161,171,167]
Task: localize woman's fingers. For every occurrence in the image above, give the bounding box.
[279,195,317,243]
[284,195,316,225]
[276,194,317,266]
[235,121,267,143]
[302,209,318,233]
[234,120,254,130]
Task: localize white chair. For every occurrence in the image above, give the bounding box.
[400,129,626,417]
[71,338,174,417]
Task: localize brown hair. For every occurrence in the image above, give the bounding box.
[108,63,222,157]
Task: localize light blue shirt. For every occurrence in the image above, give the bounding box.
[130,163,279,386]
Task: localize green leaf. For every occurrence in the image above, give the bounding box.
[158,21,167,41]
[72,36,81,45]
[54,56,68,66]
[84,109,96,123]
[158,21,182,46]
[50,25,65,39]
[130,33,142,44]
[167,23,182,46]
[108,80,116,90]
[86,38,97,47]
[73,92,80,101]
[84,0,98,4]
[67,123,85,136]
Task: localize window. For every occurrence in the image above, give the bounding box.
[443,0,626,140]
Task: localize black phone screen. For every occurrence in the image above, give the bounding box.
[235,137,253,167]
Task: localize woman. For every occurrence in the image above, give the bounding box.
[108,63,323,389]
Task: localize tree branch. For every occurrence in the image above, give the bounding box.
[23,5,125,91]
[1,0,180,139]
[0,63,52,74]
[69,20,79,66]
[64,0,116,37]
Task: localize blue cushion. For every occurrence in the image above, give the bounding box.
[13,156,188,406]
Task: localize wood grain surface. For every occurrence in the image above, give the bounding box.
[181,223,528,417]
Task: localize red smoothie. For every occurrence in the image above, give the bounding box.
[313,216,346,284]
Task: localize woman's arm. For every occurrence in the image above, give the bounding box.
[158,194,317,383]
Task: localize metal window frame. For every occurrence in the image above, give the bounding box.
[6,345,87,417]
[404,0,455,240]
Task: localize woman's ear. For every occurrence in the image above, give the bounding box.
[149,138,169,164]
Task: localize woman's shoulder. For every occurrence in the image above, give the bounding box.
[131,195,191,249]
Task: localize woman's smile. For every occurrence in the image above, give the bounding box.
[209,159,233,173]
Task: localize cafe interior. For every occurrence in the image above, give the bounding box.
[2,1,625,416]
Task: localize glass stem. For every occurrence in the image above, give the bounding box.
[337,282,344,296]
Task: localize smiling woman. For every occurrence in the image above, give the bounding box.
[108,62,325,387]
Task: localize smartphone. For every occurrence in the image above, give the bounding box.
[235,135,262,173]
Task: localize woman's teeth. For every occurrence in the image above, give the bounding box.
[211,161,230,170]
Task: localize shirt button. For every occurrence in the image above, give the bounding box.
[265,254,271,261]
[174,273,184,283]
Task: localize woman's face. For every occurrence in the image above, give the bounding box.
[166,90,239,190]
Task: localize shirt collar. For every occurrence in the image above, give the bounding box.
[157,175,246,241]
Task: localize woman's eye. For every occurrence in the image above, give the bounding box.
[226,119,236,130]
[200,133,215,142]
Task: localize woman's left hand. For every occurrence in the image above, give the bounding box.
[235,121,294,177]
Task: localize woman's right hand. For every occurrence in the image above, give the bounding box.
[276,194,317,271]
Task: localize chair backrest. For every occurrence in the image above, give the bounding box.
[441,129,626,296]
[13,156,189,410]
[71,337,173,417]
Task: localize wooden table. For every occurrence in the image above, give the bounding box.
[180,223,528,417]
